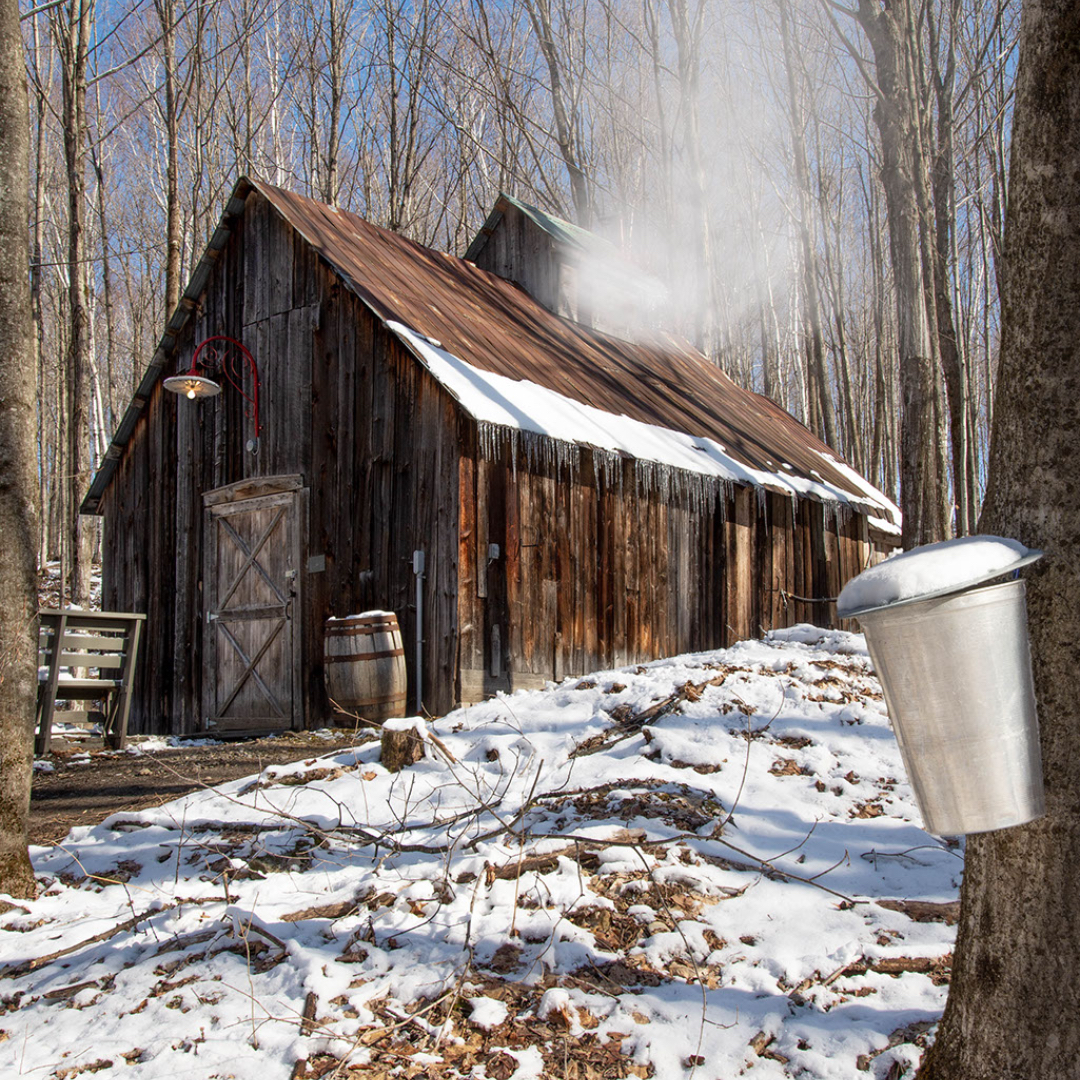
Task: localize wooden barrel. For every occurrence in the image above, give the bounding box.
[324,611,407,721]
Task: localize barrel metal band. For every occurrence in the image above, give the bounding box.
[324,648,405,663]
[327,623,399,637]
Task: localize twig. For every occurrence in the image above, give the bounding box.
[357,988,456,1047]
[432,949,475,1049]
[229,908,288,952]
[747,679,789,737]
[425,729,458,765]
[626,841,709,1078]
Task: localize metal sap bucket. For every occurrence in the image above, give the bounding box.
[855,577,1044,835]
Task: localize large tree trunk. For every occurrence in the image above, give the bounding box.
[0,0,40,899]
[29,13,49,569]
[927,0,973,536]
[918,1,1080,1076]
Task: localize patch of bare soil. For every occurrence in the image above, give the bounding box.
[30,732,369,847]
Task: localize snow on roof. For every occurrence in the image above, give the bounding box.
[390,321,902,518]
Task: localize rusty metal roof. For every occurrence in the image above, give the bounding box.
[83,178,898,525]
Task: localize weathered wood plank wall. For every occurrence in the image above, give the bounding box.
[306,278,462,719]
[99,378,178,733]
[471,202,566,318]
[457,443,874,699]
[101,191,464,731]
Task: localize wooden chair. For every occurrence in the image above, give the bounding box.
[36,609,146,754]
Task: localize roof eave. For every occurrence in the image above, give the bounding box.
[80,179,256,516]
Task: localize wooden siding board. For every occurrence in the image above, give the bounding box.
[811,505,830,626]
[579,462,597,674]
[458,452,479,681]
[486,460,509,690]
[800,503,814,626]
[505,464,523,683]
[753,494,768,639]
[555,476,571,681]
[612,471,629,667]
[306,267,336,721]
[675,504,691,653]
[597,480,613,668]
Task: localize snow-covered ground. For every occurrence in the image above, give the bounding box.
[0,627,960,1079]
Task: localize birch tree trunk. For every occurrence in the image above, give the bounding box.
[0,0,40,899]
[918,1,1080,1075]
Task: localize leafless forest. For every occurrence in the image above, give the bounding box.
[24,0,1018,602]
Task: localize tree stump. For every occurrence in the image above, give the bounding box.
[380,719,426,772]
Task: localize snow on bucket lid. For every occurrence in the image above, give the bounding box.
[837,535,1043,619]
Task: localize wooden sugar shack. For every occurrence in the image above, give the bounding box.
[82,178,900,737]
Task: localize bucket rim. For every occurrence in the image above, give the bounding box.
[839,549,1042,619]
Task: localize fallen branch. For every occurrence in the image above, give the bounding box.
[788,952,952,1003]
[876,898,960,925]
[300,990,318,1036]
[571,691,684,758]
[0,904,175,980]
[41,978,104,1002]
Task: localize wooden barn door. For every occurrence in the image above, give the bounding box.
[202,477,304,733]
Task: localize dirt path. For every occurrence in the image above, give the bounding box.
[29,732,372,846]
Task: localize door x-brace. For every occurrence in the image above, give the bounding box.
[215,507,288,610]
[211,505,290,719]
[215,618,287,718]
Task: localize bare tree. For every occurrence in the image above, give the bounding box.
[0,0,40,899]
[152,0,183,320]
[820,0,951,546]
[522,0,594,225]
[51,0,96,603]
[775,0,837,446]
